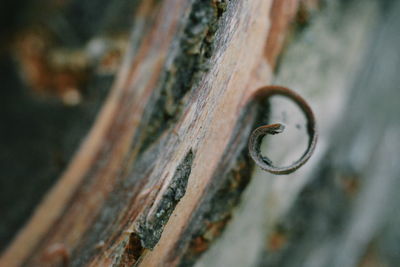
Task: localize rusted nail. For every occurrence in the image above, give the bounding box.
[248,86,317,175]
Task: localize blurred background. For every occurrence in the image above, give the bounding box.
[196,1,400,266]
[0,0,135,252]
[0,0,399,266]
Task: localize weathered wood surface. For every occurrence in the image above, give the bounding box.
[3,0,398,267]
[0,0,307,266]
[195,1,400,267]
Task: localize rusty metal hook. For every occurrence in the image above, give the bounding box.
[248,86,317,175]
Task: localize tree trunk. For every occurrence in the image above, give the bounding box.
[1,0,399,267]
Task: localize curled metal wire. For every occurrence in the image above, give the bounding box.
[248,86,317,175]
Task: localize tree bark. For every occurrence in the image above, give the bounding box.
[1,0,399,267]
[0,0,304,266]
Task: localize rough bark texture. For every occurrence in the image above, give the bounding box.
[195,1,400,267]
[0,0,303,266]
[1,0,399,267]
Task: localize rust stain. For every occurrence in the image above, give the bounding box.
[13,30,88,105]
[339,173,360,196]
[267,231,287,252]
[119,233,145,266]
[191,236,209,254]
[41,243,70,267]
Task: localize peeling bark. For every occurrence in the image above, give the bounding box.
[4,0,384,267]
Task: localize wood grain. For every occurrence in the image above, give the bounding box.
[0,0,303,266]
